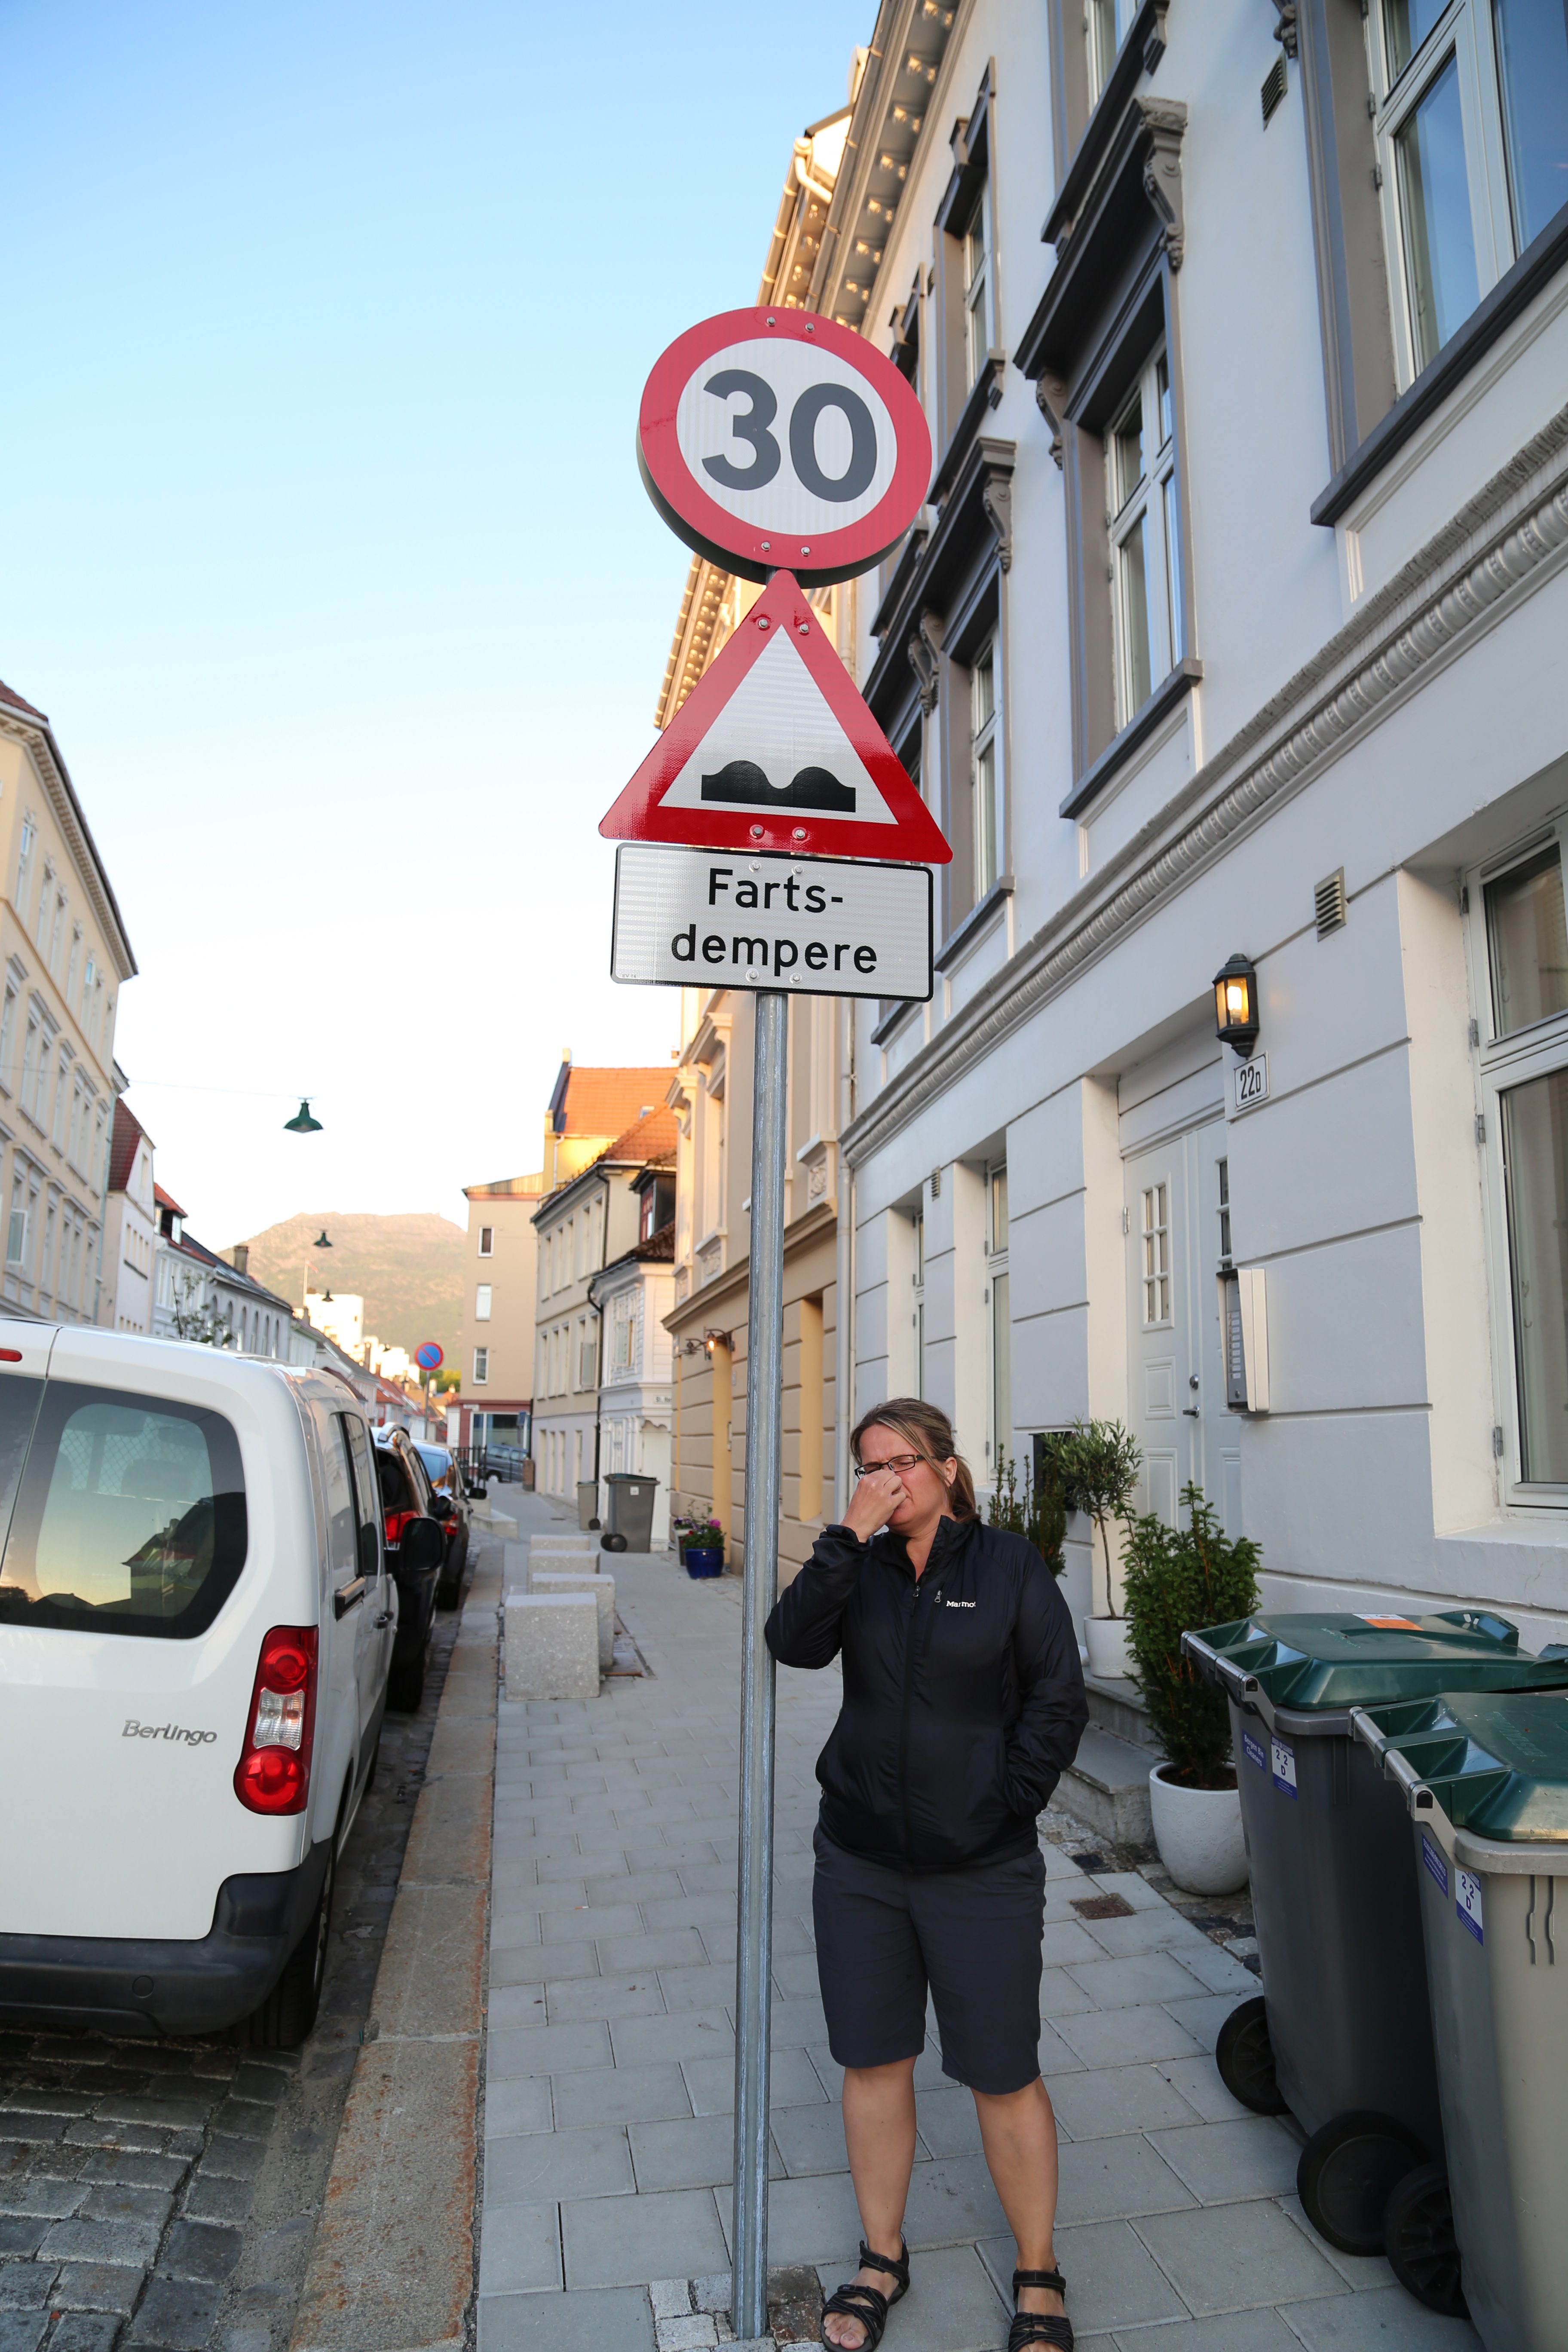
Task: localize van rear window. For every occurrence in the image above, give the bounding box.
[0,1381,247,1639]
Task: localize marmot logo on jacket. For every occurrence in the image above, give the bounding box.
[944,1599,977,1608]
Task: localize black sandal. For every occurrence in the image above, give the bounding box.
[1008,2266,1072,2352]
[821,2239,910,2352]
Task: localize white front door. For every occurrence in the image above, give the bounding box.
[1124,1118,1240,1534]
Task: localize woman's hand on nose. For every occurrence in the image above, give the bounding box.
[843,1468,908,1542]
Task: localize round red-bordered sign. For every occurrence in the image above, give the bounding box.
[637,307,932,588]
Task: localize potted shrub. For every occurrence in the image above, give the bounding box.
[682,1516,726,1579]
[988,1443,1067,1576]
[1121,1482,1261,1893]
[1050,1420,1141,1678]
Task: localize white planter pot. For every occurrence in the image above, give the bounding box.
[1084,1615,1133,1679]
[1148,1764,1249,1895]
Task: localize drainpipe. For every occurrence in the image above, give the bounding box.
[834,995,857,1518]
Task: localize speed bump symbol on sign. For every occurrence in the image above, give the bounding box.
[637,307,933,587]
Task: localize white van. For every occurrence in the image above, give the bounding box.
[0,1321,442,2045]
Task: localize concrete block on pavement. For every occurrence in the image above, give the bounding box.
[529,1570,615,1669]
[505,1593,599,1700]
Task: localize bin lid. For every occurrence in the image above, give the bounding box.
[1356,1688,1568,1843]
[605,1473,658,1486]
[1190,1608,1568,1711]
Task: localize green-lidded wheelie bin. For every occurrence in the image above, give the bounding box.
[1353,1690,1568,2350]
[1182,1611,1568,2285]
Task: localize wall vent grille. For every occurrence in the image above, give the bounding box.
[1262,56,1288,126]
[1314,868,1348,938]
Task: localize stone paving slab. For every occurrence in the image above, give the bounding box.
[476,1502,1483,2351]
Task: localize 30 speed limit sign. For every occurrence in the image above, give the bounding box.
[637,306,933,585]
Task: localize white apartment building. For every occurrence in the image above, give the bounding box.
[735,0,1568,1646]
[100,1093,156,1333]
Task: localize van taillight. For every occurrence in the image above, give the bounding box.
[384,1509,415,1549]
[234,1625,318,1814]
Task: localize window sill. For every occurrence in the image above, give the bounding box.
[1060,657,1202,819]
[1311,196,1568,528]
[936,876,1014,973]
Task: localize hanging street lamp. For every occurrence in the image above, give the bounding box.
[284,1099,323,1134]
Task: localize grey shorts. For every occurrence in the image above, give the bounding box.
[811,1823,1047,2095]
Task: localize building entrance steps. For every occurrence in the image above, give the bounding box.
[479,1508,1480,2352]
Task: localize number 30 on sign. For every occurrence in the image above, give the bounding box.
[637,307,933,588]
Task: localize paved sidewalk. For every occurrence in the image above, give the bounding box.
[479,1507,1479,2352]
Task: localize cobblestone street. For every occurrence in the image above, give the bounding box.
[0,1545,483,2352]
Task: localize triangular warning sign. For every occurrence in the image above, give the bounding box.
[599,571,952,863]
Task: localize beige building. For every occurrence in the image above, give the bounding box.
[0,678,137,1323]
[660,96,865,1586]
[455,1172,545,1460]
[532,1102,678,1510]
[100,1092,156,1334]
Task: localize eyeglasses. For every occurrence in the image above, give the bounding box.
[854,1452,931,1478]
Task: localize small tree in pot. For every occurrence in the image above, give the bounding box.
[1121,1482,1262,1892]
[988,1443,1067,1576]
[1050,1420,1141,1618]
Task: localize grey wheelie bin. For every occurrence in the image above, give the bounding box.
[1182,1611,1568,2280]
[603,1471,658,1553]
[1353,1689,1568,2350]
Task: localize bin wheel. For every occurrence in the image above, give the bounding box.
[1383,2159,1467,2318]
[1297,2111,1425,2255]
[1215,1997,1288,2116]
[601,1532,628,1553]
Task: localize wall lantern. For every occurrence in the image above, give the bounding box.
[284,1099,323,1133]
[1213,954,1260,1058]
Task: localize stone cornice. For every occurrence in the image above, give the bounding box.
[0,711,137,983]
[843,402,1568,1168]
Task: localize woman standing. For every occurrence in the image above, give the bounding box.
[765,1400,1087,2352]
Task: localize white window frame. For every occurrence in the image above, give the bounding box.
[962,181,993,394]
[475,1283,492,1322]
[473,1346,489,1385]
[1087,0,1139,109]
[1141,1177,1174,1330]
[1106,344,1183,731]
[984,1164,1010,1472]
[912,1207,927,1400]
[970,636,1001,900]
[478,1225,493,1256]
[1464,820,1568,1507]
[1368,0,1556,390]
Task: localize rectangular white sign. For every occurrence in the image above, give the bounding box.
[611,844,933,1001]
[1232,1053,1269,1115]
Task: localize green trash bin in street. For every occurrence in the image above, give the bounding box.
[1182,1611,1568,2276]
[603,1471,658,1553]
[1353,1689,1568,2349]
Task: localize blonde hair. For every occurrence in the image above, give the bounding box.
[850,1397,977,1521]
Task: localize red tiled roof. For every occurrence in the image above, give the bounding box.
[558,1067,674,1140]
[108,1098,150,1196]
[597,1107,678,1166]
[0,677,47,722]
[153,1181,187,1217]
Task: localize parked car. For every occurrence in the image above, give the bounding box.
[412,1440,472,1608]
[0,1321,441,2048]
[371,1427,446,1710]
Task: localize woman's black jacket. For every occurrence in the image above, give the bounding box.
[765,1513,1088,1871]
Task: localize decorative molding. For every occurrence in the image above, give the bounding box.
[1034,374,1067,469]
[843,406,1568,1170]
[907,610,943,716]
[982,469,1014,571]
[0,714,137,985]
[1140,100,1187,270]
[1271,1,1298,58]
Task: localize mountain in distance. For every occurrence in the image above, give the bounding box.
[233,1211,468,1358]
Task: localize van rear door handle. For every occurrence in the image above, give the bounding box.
[334,1578,368,1619]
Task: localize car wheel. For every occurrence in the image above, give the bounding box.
[242,1840,335,2049]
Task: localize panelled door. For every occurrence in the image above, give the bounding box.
[1124,1119,1241,1533]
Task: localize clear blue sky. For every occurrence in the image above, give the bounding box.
[1,0,864,1247]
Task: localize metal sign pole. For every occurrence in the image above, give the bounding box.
[732,986,787,2342]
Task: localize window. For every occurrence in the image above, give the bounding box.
[986,1165,1010,1470]
[971,640,999,897]
[20,1017,39,1124]
[80,953,95,1020]
[66,928,80,1010]
[0,986,14,1097]
[34,865,54,956]
[52,1052,69,1149]
[0,1382,248,1638]
[1468,832,1568,1492]
[48,891,66,979]
[478,1225,493,1256]
[1371,0,1568,385]
[1087,0,1137,107]
[1142,1182,1172,1325]
[1107,349,1183,728]
[16,819,35,917]
[7,1177,29,1268]
[913,1209,927,1399]
[475,1283,492,1322]
[962,186,992,393]
[473,1347,489,1384]
[1217,1158,1233,1269]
